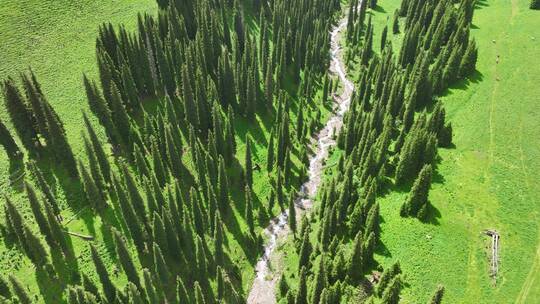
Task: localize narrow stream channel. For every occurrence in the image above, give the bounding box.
[246,7,356,303]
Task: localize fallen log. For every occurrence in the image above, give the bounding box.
[483,229,500,281]
[64,230,94,241]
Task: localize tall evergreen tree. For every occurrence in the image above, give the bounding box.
[245,185,255,237]
[9,275,31,304]
[295,266,308,304]
[288,194,297,236]
[347,232,364,281]
[245,135,253,188]
[400,164,432,219]
[112,228,140,288]
[429,285,445,304]
[90,244,117,302]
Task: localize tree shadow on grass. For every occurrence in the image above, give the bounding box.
[421,202,441,226]
[440,70,484,97]
[8,156,25,193]
[371,5,387,13]
[475,0,489,9]
[374,238,392,258]
[236,115,269,147]
[36,264,68,304]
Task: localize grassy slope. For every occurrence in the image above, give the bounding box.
[0,1,337,301]
[375,0,540,303]
[0,0,157,301]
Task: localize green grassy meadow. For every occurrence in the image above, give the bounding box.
[0,0,159,301]
[277,0,540,303]
[0,1,338,301]
[373,0,540,303]
[1,0,539,303]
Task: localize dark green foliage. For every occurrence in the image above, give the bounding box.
[9,275,31,304]
[176,276,190,304]
[79,161,107,211]
[83,113,111,181]
[347,232,364,281]
[429,284,445,304]
[267,133,275,172]
[195,281,206,304]
[298,228,312,272]
[311,257,327,304]
[25,182,54,246]
[245,135,253,188]
[112,228,140,287]
[0,117,21,158]
[392,9,400,34]
[381,25,388,51]
[531,0,540,9]
[214,212,225,267]
[459,39,478,77]
[376,262,402,297]
[381,275,402,304]
[90,244,116,302]
[0,275,11,299]
[401,164,432,219]
[278,273,289,299]
[288,194,297,236]
[295,266,308,304]
[2,77,40,154]
[245,186,255,237]
[23,224,49,267]
[29,161,60,215]
[152,243,170,286]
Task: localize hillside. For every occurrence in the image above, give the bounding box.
[0,0,539,303]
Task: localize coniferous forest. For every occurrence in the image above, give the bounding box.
[1,0,539,303]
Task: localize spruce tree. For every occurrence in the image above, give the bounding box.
[347,232,364,282]
[311,257,327,304]
[90,244,117,302]
[295,266,308,304]
[267,133,275,172]
[79,161,107,211]
[112,228,140,288]
[278,273,289,298]
[23,224,49,267]
[8,275,31,304]
[381,275,402,304]
[176,276,190,304]
[25,182,53,246]
[297,228,312,272]
[152,242,171,286]
[401,164,432,219]
[0,275,11,299]
[245,135,253,188]
[217,156,230,214]
[29,161,60,216]
[214,212,225,267]
[459,39,478,77]
[381,25,388,51]
[376,262,402,297]
[43,100,78,177]
[392,9,400,34]
[288,194,297,236]
[245,186,255,237]
[429,284,445,304]
[194,281,206,304]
